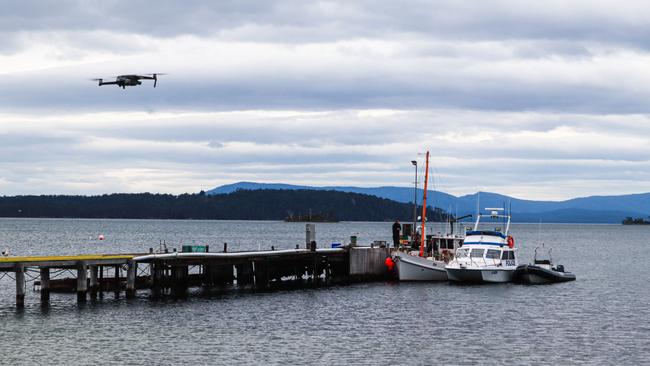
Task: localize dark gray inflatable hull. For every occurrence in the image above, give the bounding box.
[513,264,576,284]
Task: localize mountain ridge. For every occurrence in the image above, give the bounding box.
[208,182,650,223]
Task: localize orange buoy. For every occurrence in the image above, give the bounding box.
[385,257,395,271]
[507,236,514,248]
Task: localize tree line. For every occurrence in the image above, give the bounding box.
[0,189,451,222]
[622,216,650,225]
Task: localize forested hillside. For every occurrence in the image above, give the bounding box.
[0,189,449,221]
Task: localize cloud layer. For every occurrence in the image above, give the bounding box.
[1,1,649,199]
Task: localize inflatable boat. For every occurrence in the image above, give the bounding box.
[514,259,576,284]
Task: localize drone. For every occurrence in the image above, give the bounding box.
[92,73,165,89]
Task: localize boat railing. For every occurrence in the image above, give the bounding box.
[534,245,553,264]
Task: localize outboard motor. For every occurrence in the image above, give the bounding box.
[556,265,565,272]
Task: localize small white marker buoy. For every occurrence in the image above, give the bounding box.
[2,248,9,257]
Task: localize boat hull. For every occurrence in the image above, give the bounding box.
[446,267,514,283]
[394,252,447,281]
[513,264,576,284]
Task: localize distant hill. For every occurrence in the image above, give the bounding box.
[208,182,650,223]
[0,190,449,222]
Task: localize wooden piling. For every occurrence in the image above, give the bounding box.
[151,262,164,298]
[126,260,136,298]
[99,265,104,295]
[15,264,25,308]
[76,262,88,303]
[114,265,120,297]
[202,263,212,286]
[172,265,188,298]
[210,264,233,286]
[89,265,98,299]
[236,263,254,286]
[40,267,50,306]
[253,261,269,290]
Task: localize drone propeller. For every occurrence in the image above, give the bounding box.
[144,73,167,88]
[90,78,103,86]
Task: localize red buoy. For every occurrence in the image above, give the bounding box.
[507,236,514,248]
[98,234,105,241]
[384,257,395,271]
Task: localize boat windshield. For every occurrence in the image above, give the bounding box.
[470,248,485,258]
[486,249,501,259]
[456,248,469,258]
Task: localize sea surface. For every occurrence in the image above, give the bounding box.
[0,218,648,365]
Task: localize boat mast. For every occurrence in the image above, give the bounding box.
[419,151,430,257]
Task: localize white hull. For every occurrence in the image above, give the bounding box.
[394,252,447,281]
[446,267,514,283]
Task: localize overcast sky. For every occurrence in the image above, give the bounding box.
[1,0,649,200]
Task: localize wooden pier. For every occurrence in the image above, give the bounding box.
[0,246,390,308]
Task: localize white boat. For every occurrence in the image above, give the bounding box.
[392,151,465,281]
[393,250,448,281]
[394,231,465,281]
[445,208,518,283]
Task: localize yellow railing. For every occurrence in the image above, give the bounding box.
[0,254,135,263]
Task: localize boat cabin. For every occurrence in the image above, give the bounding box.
[455,246,517,267]
[432,235,463,262]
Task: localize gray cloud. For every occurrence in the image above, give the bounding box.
[3,1,650,46]
[1,108,648,198]
[2,1,650,198]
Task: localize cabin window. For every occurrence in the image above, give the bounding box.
[486,249,501,259]
[510,251,516,260]
[470,249,485,258]
[501,251,509,260]
[456,248,469,258]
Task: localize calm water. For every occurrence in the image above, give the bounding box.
[0,219,648,365]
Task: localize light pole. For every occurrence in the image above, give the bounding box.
[411,160,418,242]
